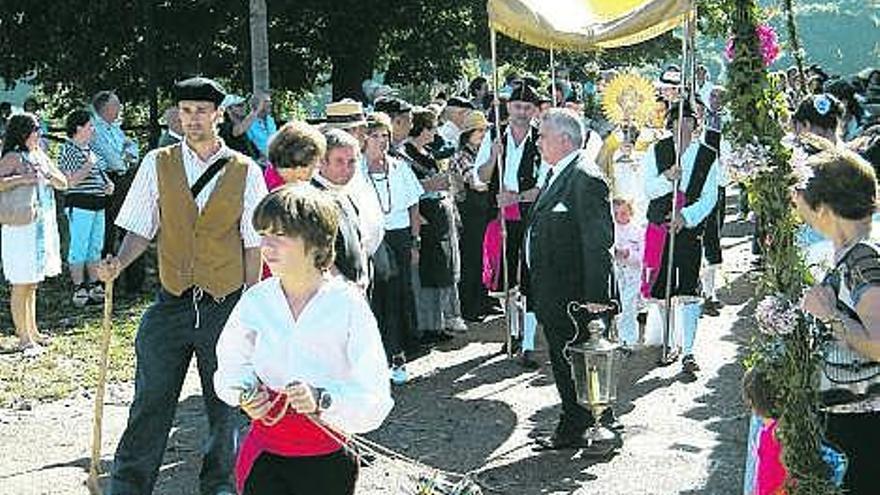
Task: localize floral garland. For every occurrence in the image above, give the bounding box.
[725,1,840,493]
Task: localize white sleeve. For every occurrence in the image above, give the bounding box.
[400,162,425,209]
[320,292,393,433]
[115,150,160,240]
[347,169,385,255]
[213,299,260,407]
[241,160,269,248]
[681,161,719,228]
[643,144,673,201]
[471,131,493,187]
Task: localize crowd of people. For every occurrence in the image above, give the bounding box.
[0,59,877,494]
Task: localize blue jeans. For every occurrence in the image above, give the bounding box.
[110,288,240,495]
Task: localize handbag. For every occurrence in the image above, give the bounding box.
[0,182,38,226]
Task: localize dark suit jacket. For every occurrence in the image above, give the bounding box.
[527,154,614,330]
[311,178,364,283]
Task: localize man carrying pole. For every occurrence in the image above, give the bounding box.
[642,99,719,375]
[474,80,543,368]
[96,77,268,495]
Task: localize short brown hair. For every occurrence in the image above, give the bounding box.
[409,107,437,137]
[801,146,877,220]
[741,365,778,418]
[252,184,339,270]
[268,121,327,170]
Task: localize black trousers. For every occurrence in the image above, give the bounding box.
[110,288,240,495]
[824,411,880,494]
[650,227,702,299]
[370,228,417,360]
[702,186,725,265]
[243,449,358,495]
[541,318,595,431]
[457,189,491,318]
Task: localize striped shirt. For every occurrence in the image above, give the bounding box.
[58,140,108,197]
[115,139,268,248]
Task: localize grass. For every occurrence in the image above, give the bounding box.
[0,269,156,408]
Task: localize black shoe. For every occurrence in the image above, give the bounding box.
[518,350,540,369]
[534,421,589,451]
[702,300,721,317]
[682,354,700,374]
[421,331,454,345]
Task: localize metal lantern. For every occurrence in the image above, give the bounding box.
[566,304,623,447]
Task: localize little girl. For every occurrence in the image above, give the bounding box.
[742,365,788,495]
[613,197,644,347]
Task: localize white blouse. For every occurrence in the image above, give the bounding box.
[214,276,393,434]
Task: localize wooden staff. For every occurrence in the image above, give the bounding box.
[86,280,114,495]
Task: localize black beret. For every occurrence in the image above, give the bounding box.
[446,96,474,110]
[174,77,226,106]
[509,84,539,105]
[373,97,412,115]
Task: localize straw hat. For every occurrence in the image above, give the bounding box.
[460,110,489,134]
[321,98,367,129]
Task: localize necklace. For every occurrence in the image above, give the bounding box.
[368,157,393,214]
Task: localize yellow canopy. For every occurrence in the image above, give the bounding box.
[487,0,691,50]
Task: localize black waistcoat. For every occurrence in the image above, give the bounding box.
[645,136,717,226]
[487,124,542,219]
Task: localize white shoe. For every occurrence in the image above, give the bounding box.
[446,317,468,333]
[390,365,408,385]
[22,343,44,358]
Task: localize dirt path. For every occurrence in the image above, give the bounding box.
[0,204,757,495]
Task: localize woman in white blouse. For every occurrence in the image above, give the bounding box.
[214,184,393,495]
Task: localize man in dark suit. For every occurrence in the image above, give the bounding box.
[527,108,615,450]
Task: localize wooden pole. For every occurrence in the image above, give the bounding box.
[490,29,513,358]
[86,280,114,495]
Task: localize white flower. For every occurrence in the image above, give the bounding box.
[755,294,800,336]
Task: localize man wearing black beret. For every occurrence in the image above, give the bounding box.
[98,76,268,495]
[473,82,544,368]
[373,96,413,153]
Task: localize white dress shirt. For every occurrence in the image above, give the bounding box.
[214,276,394,434]
[472,126,529,191]
[346,161,385,255]
[115,139,268,248]
[643,140,719,229]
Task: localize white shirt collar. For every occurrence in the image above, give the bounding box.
[544,149,580,188]
[181,137,232,167]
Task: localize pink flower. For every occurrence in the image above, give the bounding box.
[724,23,781,67]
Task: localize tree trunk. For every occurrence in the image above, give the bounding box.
[327,4,380,101]
[249,0,270,95]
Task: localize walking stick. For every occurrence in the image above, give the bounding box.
[489,28,514,359]
[86,279,114,495]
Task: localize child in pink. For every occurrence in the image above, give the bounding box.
[613,198,644,346]
[742,366,789,495]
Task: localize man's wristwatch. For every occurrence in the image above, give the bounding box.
[315,387,332,413]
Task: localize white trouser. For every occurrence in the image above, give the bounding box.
[615,265,641,345]
[701,263,720,300]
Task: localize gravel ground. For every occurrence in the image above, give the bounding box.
[0,203,757,495]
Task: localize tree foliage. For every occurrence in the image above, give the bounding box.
[0,0,697,116]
